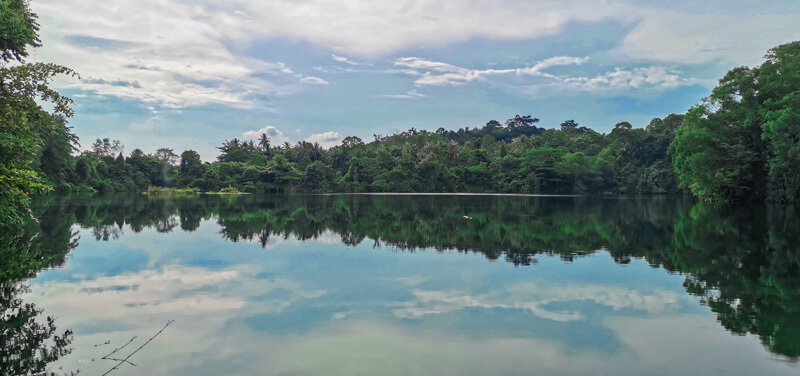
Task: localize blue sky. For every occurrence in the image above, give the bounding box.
[29,0,800,159]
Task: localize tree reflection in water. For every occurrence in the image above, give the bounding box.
[6,193,800,372]
[1,216,78,375]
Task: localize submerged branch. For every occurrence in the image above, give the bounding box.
[101,319,174,375]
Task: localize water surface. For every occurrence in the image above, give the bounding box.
[7,194,800,375]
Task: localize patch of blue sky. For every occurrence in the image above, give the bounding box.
[30,230,149,284]
[64,35,138,50]
[599,84,710,117]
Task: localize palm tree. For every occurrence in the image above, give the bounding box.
[311,142,323,161]
[296,141,312,160]
[258,133,271,154]
[329,147,348,170]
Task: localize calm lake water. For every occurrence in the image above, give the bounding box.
[10,194,800,375]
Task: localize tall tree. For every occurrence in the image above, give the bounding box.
[258,133,271,156]
[670,41,800,202]
[154,148,178,165]
[0,0,75,230]
[759,42,800,202]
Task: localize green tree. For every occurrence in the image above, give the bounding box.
[759,42,800,202]
[0,0,75,230]
[0,0,41,63]
[670,42,800,202]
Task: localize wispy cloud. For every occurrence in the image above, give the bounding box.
[522,66,686,97]
[34,0,329,109]
[392,55,688,97]
[394,56,588,86]
[32,0,798,112]
[299,76,330,85]
[226,0,799,64]
[331,54,361,66]
[376,89,428,99]
[392,282,681,321]
[563,66,682,90]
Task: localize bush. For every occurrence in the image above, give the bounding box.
[219,186,240,194]
[143,186,199,195]
[76,184,97,194]
[54,182,75,193]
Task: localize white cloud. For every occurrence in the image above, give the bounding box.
[567,66,682,89]
[233,10,255,20]
[262,62,295,75]
[618,10,800,66]
[28,266,245,319]
[331,54,361,65]
[392,282,682,322]
[376,89,428,99]
[33,0,327,109]
[305,131,343,148]
[392,55,688,96]
[225,0,798,65]
[234,0,624,57]
[299,76,330,85]
[242,126,291,144]
[29,0,800,112]
[394,56,588,86]
[518,66,687,98]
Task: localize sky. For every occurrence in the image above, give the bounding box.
[26,0,800,159]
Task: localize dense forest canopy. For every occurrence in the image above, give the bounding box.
[32,113,686,197]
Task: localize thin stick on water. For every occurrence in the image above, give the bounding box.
[101,319,175,376]
[103,356,137,367]
[101,336,137,360]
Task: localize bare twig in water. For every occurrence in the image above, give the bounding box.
[103,357,137,366]
[101,319,175,376]
[101,336,137,360]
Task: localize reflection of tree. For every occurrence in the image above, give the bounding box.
[1,284,75,376]
[93,225,122,241]
[23,193,800,359]
[1,224,78,375]
[661,204,800,360]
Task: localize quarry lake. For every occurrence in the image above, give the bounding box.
[9,194,800,375]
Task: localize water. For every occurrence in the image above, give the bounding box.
[5,194,799,375]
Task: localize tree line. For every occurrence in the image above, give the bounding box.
[36,112,685,197]
[2,0,800,234]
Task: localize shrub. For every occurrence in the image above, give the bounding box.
[219,186,240,194]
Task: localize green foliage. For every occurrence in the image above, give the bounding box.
[0,0,41,63]
[219,186,241,193]
[0,0,78,232]
[0,63,75,230]
[670,41,800,202]
[144,186,199,195]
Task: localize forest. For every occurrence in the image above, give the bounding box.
[2,0,800,234]
[36,114,686,196]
